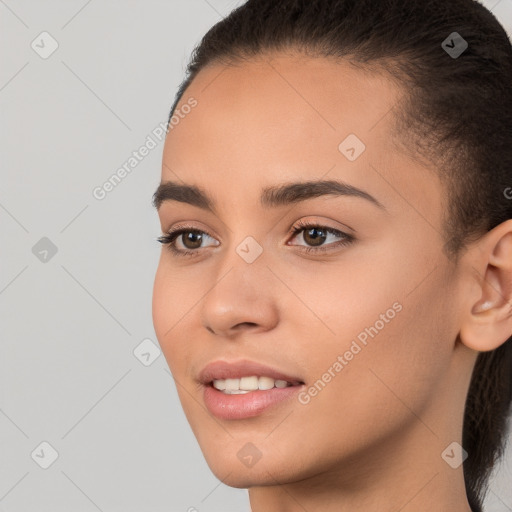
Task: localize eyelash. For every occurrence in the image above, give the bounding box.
[156,219,354,258]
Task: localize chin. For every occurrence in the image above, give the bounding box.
[200,445,313,489]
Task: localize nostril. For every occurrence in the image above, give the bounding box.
[236,322,258,329]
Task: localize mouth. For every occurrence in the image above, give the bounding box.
[198,359,305,420]
[210,375,303,394]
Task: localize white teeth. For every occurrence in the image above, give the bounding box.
[240,376,259,390]
[212,375,294,393]
[224,378,239,391]
[258,376,274,390]
[213,380,226,390]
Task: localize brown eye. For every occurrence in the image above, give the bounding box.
[180,231,204,249]
[301,226,328,247]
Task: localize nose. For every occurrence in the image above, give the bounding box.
[200,258,280,339]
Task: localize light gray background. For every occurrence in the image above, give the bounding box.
[1,1,511,511]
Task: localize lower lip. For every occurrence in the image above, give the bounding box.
[203,383,304,420]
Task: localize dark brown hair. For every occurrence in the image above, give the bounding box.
[165,1,512,510]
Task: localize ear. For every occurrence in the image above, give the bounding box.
[459,219,512,352]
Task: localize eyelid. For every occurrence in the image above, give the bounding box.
[165,221,219,237]
[285,219,354,251]
[285,217,355,238]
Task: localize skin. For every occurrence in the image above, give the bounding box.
[152,52,512,512]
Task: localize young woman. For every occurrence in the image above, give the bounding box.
[152,1,512,510]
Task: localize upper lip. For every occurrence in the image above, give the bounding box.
[198,359,305,385]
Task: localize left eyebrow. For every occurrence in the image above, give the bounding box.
[152,178,386,213]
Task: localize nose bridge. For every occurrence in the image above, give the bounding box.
[199,234,279,336]
[214,213,269,279]
[208,233,268,305]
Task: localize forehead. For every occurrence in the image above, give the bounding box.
[171,53,400,150]
[162,53,442,220]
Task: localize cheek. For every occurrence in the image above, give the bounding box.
[152,260,194,374]
[287,247,454,425]
[152,262,169,346]
[304,267,454,432]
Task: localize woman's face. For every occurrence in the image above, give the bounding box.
[152,53,475,487]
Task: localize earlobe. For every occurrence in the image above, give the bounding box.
[459,220,512,353]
